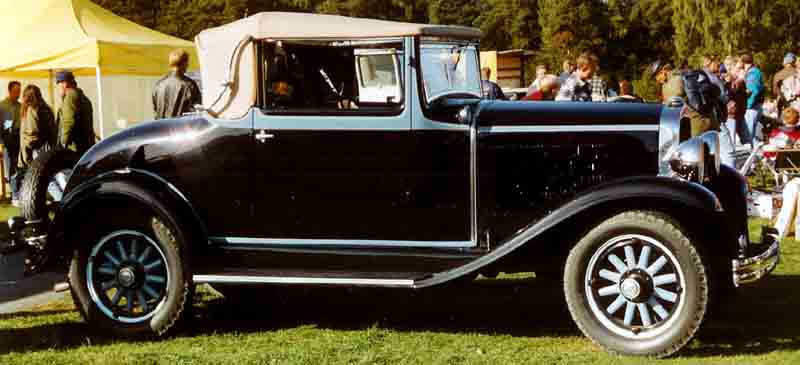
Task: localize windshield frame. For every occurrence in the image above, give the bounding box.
[418,39,483,105]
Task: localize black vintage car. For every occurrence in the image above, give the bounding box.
[3,12,780,357]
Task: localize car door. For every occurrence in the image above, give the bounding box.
[246,41,421,244]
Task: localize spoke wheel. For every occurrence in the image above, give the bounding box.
[87,230,170,324]
[564,211,708,358]
[585,234,685,339]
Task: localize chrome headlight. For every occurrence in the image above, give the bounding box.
[667,132,720,183]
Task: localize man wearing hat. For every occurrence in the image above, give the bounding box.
[55,70,95,156]
[774,53,797,113]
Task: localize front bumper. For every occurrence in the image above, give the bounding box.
[732,230,780,287]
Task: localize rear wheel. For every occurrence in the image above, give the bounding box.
[564,211,708,357]
[69,204,191,336]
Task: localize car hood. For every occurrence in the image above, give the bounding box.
[475,100,663,128]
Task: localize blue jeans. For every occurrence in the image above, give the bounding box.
[2,145,16,199]
[742,106,763,144]
[718,123,736,168]
[10,169,24,201]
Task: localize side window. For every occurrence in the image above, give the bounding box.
[356,50,403,105]
[260,39,404,115]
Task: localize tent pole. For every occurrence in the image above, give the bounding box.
[48,70,55,107]
[95,66,104,139]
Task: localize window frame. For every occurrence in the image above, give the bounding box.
[256,38,407,117]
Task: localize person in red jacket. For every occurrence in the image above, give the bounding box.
[522,75,560,101]
[764,107,800,158]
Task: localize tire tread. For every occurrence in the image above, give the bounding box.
[564,210,708,358]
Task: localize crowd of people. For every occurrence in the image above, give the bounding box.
[0,71,95,206]
[0,49,199,206]
[480,50,800,242]
[480,50,781,164]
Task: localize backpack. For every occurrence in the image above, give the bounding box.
[681,70,721,116]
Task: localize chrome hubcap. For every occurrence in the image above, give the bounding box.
[585,234,686,339]
[86,230,170,324]
[620,278,641,300]
[117,267,136,288]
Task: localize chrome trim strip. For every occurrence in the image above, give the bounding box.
[479,125,659,133]
[415,120,470,131]
[193,275,414,287]
[470,114,478,245]
[209,237,474,248]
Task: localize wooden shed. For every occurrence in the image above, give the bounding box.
[479,49,536,89]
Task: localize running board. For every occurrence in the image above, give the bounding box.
[193,274,415,288]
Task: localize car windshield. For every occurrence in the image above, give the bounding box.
[420,43,481,103]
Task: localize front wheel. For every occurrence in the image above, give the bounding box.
[68,204,191,336]
[564,211,708,357]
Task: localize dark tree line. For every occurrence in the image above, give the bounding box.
[98,0,800,98]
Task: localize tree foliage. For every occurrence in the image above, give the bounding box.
[94,0,800,90]
[536,0,608,72]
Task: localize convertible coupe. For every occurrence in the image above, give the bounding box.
[2,12,780,357]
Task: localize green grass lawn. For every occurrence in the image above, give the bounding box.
[1,216,799,364]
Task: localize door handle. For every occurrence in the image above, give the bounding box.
[255,130,275,143]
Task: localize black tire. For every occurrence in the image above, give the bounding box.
[68,202,191,336]
[20,149,78,221]
[564,211,708,358]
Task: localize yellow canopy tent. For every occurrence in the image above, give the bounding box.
[0,0,199,138]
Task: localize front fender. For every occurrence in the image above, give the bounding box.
[46,168,207,266]
[416,176,724,288]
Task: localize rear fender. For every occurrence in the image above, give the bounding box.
[416,176,725,288]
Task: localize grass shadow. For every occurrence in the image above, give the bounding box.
[0,309,74,321]
[193,276,578,338]
[684,274,800,357]
[2,274,800,358]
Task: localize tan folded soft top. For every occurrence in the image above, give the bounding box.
[195,12,482,119]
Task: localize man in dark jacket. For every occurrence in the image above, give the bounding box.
[0,81,20,203]
[153,49,201,119]
[55,70,95,156]
[480,67,506,100]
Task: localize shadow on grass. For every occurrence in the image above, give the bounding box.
[2,275,800,358]
[0,309,73,321]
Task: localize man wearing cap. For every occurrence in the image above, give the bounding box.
[774,53,797,113]
[153,49,201,119]
[55,70,95,156]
